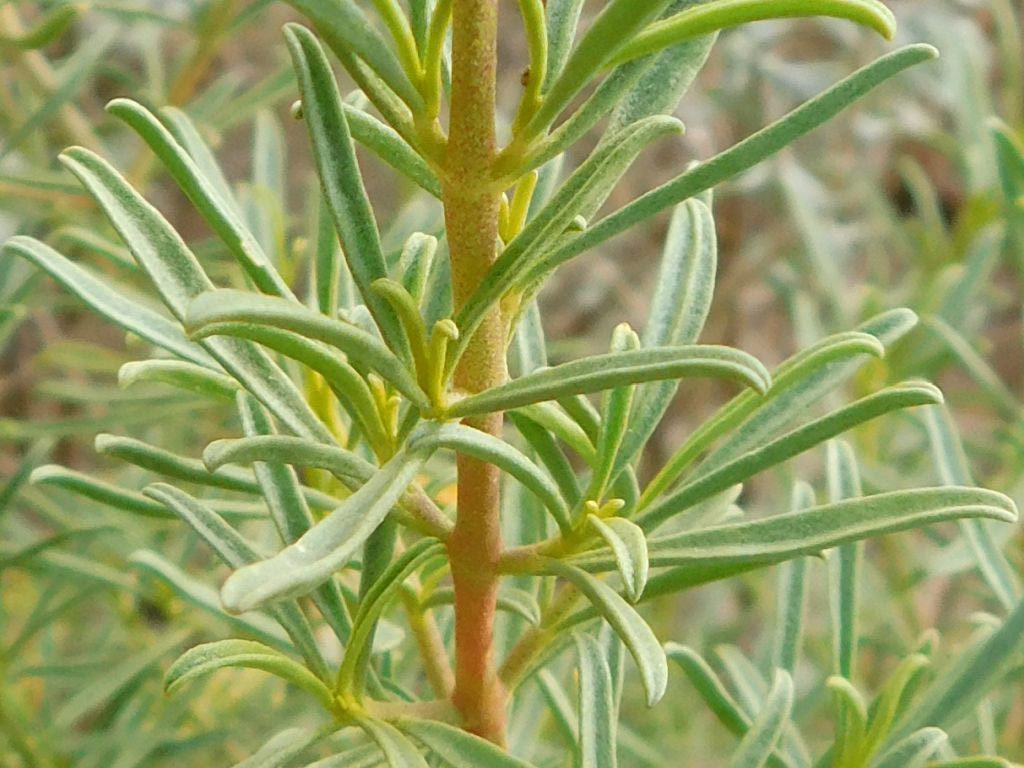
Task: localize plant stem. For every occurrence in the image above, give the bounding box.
[444,0,507,745]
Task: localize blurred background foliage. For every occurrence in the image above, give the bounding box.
[1,0,1023,765]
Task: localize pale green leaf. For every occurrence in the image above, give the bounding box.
[448,346,769,419]
[587,515,649,603]
[728,670,794,768]
[397,718,539,768]
[355,716,429,768]
[119,360,239,400]
[574,632,617,768]
[164,639,335,710]
[220,448,429,612]
[185,288,428,410]
[108,99,294,299]
[544,558,667,706]
[409,422,571,532]
[4,237,214,368]
[284,23,411,360]
[638,381,942,531]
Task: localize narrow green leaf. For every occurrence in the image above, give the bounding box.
[95,433,256,494]
[285,4,423,112]
[58,147,333,443]
[587,515,649,603]
[924,405,1020,611]
[590,324,640,500]
[544,558,667,706]
[525,0,674,136]
[108,99,294,299]
[355,716,429,768]
[3,237,214,368]
[543,0,585,91]
[205,435,375,491]
[639,381,942,531]
[828,676,868,766]
[448,346,769,419]
[185,289,428,410]
[627,487,1018,572]
[533,46,938,283]
[237,393,353,643]
[509,411,583,508]
[397,718,540,768]
[513,403,596,464]
[611,0,896,68]
[338,539,445,694]
[872,728,948,768]
[185,320,391,451]
[346,104,442,197]
[826,440,862,681]
[617,198,718,475]
[771,482,814,673]
[862,654,931,760]
[666,644,751,740]
[164,639,335,710]
[728,670,794,768]
[220,448,429,612]
[233,727,328,768]
[456,115,685,364]
[31,465,174,519]
[119,359,239,400]
[397,233,439,303]
[284,23,411,361]
[605,24,715,134]
[574,632,617,768]
[409,422,572,532]
[887,595,1024,746]
[709,312,914,468]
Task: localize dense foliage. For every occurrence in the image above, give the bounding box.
[2,1,1023,766]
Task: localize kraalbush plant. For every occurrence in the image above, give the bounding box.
[6,0,1023,764]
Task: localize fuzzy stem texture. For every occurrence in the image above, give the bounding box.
[444,0,508,746]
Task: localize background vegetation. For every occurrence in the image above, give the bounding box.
[1,0,1023,765]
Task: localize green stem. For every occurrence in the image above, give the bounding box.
[444,0,508,746]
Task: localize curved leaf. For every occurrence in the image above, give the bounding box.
[284,23,411,360]
[58,147,333,443]
[531,46,938,285]
[119,359,238,399]
[409,422,571,532]
[108,99,293,299]
[204,435,375,491]
[220,448,429,613]
[639,381,943,531]
[397,718,539,768]
[587,515,649,603]
[4,237,214,368]
[355,716,429,768]
[164,639,335,710]
[575,632,617,768]
[448,346,769,419]
[544,558,667,706]
[728,670,794,768]
[185,289,427,409]
[611,0,895,68]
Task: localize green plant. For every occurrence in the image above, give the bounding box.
[5,0,1024,765]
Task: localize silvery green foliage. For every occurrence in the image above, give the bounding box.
[3,1,1023,765]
